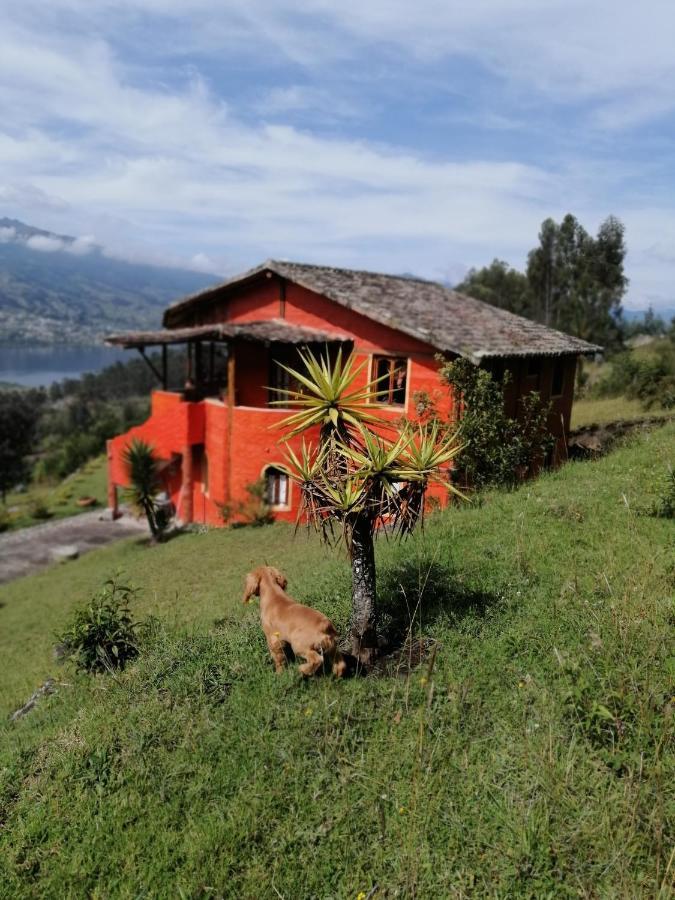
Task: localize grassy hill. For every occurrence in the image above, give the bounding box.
[1,455,109,531]
[0,425,673,897]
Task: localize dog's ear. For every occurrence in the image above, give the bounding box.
[242,570,261,604]
[270,567,288,590]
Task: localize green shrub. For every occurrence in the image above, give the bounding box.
[57,575,141,674]
[218,478,273,527]
[29,498,51,520]
[440,358,553,491]
[595,344,675,409]
[0,505,9,532]
[647,467,675,519]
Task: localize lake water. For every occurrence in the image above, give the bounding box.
[0,344,131,387]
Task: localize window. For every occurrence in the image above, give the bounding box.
[526,357,541,390]
[269,348,302,404]
[372,356,408,406]
[265,466,289,508]
[270,358,292,394]
[551,359,565,397]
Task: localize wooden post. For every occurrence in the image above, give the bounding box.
[186,343,193,384]
[279,278,286,318]
[106,440,120,519]
[226,343,235,503]
[181,444,194,524]
[195,341,202,388]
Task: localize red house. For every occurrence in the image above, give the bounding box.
[106,260,599,526]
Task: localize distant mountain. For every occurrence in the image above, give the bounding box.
[0,218,220,345]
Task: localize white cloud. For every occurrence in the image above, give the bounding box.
[65,234,97,255]
[0,226,16,242]
[255,85,361,120]
[25,234,65,252]
[0,2,673,308]
[190,252,222,273]
[9,0,675,114]
[0,180,69,211]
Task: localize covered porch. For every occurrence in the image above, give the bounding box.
[105,320,352,526]
[105,319,351,404]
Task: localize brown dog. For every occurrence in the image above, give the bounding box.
[243,566,346,678]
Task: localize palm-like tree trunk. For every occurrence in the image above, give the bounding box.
[142,498,159,539]
[348,513,379,665]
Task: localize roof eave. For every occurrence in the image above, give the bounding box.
[162,260,278,327]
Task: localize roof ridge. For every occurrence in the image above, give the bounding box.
[268,258,438,286]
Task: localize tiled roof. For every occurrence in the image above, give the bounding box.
[163,260,602,361]
[106,319,350,348]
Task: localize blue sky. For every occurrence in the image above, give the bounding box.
[1,1,674,310]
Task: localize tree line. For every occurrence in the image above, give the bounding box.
[456,214,634,350]
[0,352,180,501]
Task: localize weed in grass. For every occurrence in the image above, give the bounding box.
[647,467,675,519]
[28,498,51,520]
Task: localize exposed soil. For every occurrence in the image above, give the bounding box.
[568,414,673,459]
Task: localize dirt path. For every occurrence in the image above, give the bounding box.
[0,511,147,586]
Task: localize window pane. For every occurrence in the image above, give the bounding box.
[391,361,407,405]
[278,473,288,505]
[372,356,407,406]
[375,357,391,402]
[265,470,275,505]
[265,468,288,507]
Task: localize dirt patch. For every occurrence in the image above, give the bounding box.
[568,415,673,459]
[369,637,439,678]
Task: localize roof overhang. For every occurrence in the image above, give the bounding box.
[105,319,351,349]
[469,346,602,364]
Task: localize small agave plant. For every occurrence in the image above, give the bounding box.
[272,347,464,665]
[123,439,168,542]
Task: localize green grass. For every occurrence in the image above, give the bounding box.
[1,455,108,531]
[1,425,674,898]
[571,395,672,429]
[573,338,675,429]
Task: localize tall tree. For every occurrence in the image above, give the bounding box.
[456,214,628,349]
[526,214,627,348]
[0,390,42,502]
[455,259,532,316]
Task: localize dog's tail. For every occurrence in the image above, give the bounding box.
[315,629,346,678]
[314,631,335,653]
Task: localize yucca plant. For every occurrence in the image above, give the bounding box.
[274,348,464,665]
[123,439,168,541]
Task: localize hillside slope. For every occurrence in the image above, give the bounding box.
[0,425,673,897]
[0,218,218,344]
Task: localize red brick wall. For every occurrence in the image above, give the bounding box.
[192,278,281,325]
